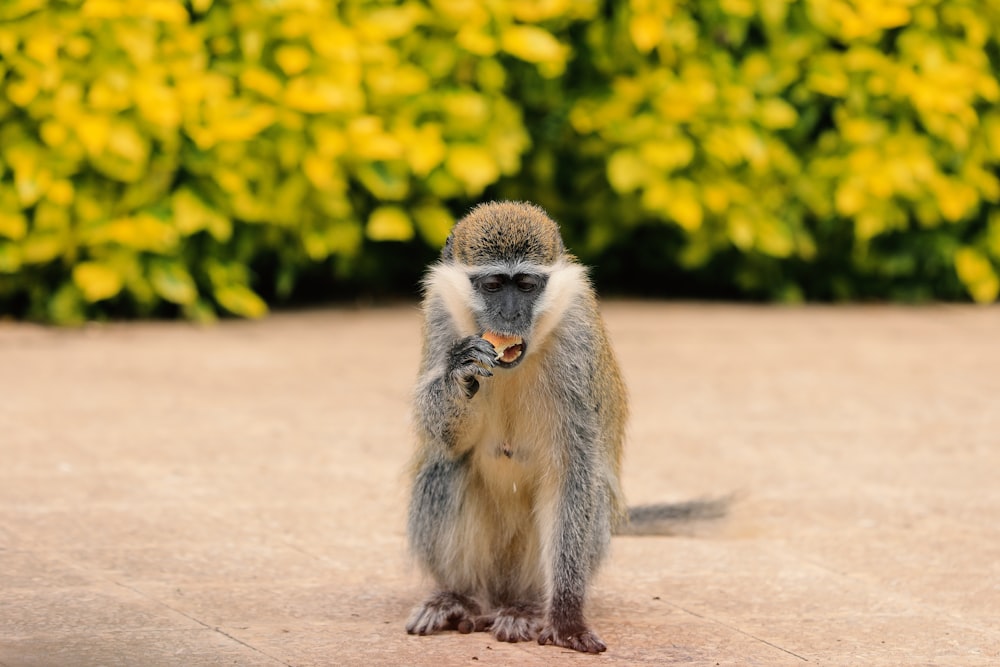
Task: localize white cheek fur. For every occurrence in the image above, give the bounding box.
[424,264,479,336]
[531,261,586,348]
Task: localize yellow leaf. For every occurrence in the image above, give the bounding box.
[357,5,425,41]
[347,116,403,160]
[326,221,363,255]
[0,243,21,274]
[666,180,702,232]
[500,25,567,65]
[366,206,413,242]
[172,188,231,240]
[77,115,111,156]
[629,14,663,53]
[606,149,647,193]
[638,137,694,171]
[0,210,27,240]
[303,154,344,192]
[6,78,38,107]
[445,145,499,195]
[403,123,446,177]
[457,27,497,56]
[240,67,283,99]
[107,120,149,165]
[208,102,276,143]
[215,285,268,318]
[755,216,794,258]
[727,209,754,250]
[73,261,123,302]
[758,99,798,130]
[412,204,454,246]
[13,157,51,208]
[807,57,849,97]
[510,0,571,22]
[442,91,490,131]
[284,76,364,114]
[143,0,189,23]
[311,124,348,158]
[21,234,64,264]
[720,0,754,18]
[134,80,181,129]
[955,247,999,303]
[275,45,311,76]
[84,213,179,253]
[81,0,124,18]
[835,180,866,217]
[367,64,430,98]
[40,121,69,147]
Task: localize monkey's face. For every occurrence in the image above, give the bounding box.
[471,270,548,369]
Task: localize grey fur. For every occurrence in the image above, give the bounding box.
[406,202,728,653]
[406,202,626,653]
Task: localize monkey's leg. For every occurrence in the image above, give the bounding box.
[406,454,485,636]
[537,456,612,653]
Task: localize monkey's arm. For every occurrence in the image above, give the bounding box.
[414,333,496,449]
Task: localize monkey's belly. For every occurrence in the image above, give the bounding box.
[446,461,546,604]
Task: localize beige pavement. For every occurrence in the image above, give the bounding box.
[1,303,998,666]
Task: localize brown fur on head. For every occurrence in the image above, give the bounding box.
[442,201,565,266]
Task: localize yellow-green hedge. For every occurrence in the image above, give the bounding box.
[1,0,999,323]
[511,0,1000,302]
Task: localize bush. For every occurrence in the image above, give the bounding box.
[1,0,998,323]
[506,0,1000,303]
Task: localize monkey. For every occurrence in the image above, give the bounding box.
[405,201,726,653]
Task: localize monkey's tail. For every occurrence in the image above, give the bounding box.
[615,495,732,536]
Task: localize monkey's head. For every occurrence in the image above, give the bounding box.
[430,201,583,370]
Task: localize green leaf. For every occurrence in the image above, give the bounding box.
[149,260,198,305]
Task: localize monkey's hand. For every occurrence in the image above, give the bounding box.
[448,336,497,399]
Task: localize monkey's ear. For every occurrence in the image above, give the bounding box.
[440,233,455,262]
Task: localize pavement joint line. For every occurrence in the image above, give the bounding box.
[108,579,294,667]
[766,544,1000,641]
[667,601,810,662]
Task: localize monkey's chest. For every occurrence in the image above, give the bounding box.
[471,435,534,501]
[468,392,556,499]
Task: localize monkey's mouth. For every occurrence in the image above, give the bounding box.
[482,332,526,368]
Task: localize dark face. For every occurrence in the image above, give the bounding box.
[472,272,547,368]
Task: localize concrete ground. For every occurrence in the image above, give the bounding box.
[1,302,998,667]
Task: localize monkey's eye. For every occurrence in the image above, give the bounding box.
[515,276,538,293]
[481,277,503,292]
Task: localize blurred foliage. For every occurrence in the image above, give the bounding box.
[1,0,999,323]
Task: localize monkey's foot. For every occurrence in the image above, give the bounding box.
[538,624,607,653]
[406,591,482,636]
[484,602,543,643]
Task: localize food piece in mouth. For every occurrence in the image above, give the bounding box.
[482,331,524,364]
